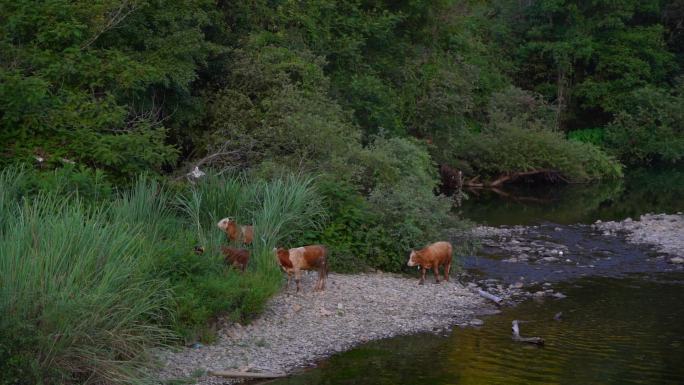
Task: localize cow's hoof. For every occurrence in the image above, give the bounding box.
[434,281,440,284]
[419,281,424,285]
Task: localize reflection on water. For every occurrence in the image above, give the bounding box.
[458,168,684,226]
[262,274,684,385]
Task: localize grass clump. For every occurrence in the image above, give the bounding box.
[0,167,323,384]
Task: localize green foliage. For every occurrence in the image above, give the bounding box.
[0,167,324,383]
[306,138,462,273]
[300,179,374,273]
[0,0,217,177]
[503,0,678,128]
[444,87,623,182]
[605,85,684,164]
[568,128,605,146]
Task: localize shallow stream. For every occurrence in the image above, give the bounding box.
[261,169,684,385]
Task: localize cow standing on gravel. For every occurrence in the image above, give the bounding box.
[274,245,328,292]
[407,241,453,285]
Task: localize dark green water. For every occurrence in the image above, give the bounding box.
[264,274,684,385]
[458,168,684,226]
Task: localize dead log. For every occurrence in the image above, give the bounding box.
[511,320,544,345]
[463,169,566,188]
[207,370,287,379]
[477,289,503,305]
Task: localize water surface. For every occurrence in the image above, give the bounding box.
[458,168,684,226]
[264,274,684,385]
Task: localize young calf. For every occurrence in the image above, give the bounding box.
[217,217,254,245]
[407,241,453,285]
[274,245,328,292]
[221,246,250,272]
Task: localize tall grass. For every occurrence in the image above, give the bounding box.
[0,192,172,385]
[178,173,325,272]
[0,167,325,384]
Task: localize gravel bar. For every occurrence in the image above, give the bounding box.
[159,272,491,384]
[593,213,684,262]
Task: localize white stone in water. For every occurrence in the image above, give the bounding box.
[470,319,484,326]
[670,257,684,264]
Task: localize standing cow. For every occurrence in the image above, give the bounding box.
[407,241,453,285]
[274,245,328,292]
[217,217,254,245]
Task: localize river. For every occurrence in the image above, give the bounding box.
[261,169,684,385]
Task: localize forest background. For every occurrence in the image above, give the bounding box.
[1,1,682,384]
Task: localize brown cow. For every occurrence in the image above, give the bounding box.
[221,246,250,272]
[407,241,453,285]
[217,217,254,245]
[274,245,328,292]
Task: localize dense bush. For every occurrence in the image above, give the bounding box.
[568,128,605,146]
[304,137,466,273]
[441,87,623,183]
[0,0,216,177]
[605,85,684,165]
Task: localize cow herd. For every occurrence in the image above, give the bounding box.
[211,217,454,292]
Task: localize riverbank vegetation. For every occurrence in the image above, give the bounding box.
[0,166,323,383]
[1,1,682,384]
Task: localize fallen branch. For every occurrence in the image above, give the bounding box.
[477,289,503,305]
[463,169,565,188]
[511,320,544,345]
[207,370,287,379]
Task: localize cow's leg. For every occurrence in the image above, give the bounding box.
[314,272,322,292]
[320,267,327,291]
[286,272,293,291]
[445,262,451,282]
[419,267,426,285]
[295,269,302,293]
[433,265,441,284]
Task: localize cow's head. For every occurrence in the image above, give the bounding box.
[407,250,419,267]
[217,217,233,231]
[274,247,293,269]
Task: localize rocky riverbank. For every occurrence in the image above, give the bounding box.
[160,272,494,384]
[593,213,684,263]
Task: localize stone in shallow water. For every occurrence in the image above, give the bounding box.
[470,319,484,327]
[670,257,684,264]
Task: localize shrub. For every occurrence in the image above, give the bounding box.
[444,87,623,183]
[306,138,470,273]
[300,179,374,273]
[568,128,605,146]
[605,85,684,165]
